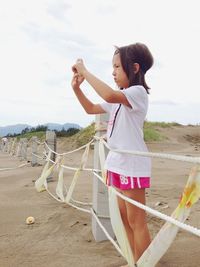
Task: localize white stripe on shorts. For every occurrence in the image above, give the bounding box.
[130,177,134,189]
[137,177,141,188]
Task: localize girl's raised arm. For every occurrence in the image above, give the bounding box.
[71,72,105,114]
[72,59,131,107]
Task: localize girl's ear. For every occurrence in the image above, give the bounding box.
[133,63,140,74]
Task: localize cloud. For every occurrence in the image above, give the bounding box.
[47,1,72,20]
[148,102,200,125]
[21,20,97,63]
[0,0,200,128]
[94,3,117,15]
[150,100,178,106]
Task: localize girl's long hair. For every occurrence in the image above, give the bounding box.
[115,43,154,94]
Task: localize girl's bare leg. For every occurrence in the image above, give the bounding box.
[118,196,135,255]
[118,196,134,267]
[124,189,151,262]
[118,189,151,265]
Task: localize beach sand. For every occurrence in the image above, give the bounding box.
[0,125,200,267]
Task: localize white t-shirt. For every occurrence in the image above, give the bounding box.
[100,85,151,177]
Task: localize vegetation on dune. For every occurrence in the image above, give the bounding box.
[144,126,163,141]
[55,127,80,137]
[17,131,46,141]
[66,123,95,147]
[65,121,171,147]
[8,121,182,147]
[6,125,47,140]
[9,126,80,141]
[144,121,170,141]
[144,121,181,128]
[143,121,182,142]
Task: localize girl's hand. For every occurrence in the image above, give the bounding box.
[71,72,85,90]
[72,58,87,76]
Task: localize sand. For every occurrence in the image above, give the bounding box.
[0,125,200,267]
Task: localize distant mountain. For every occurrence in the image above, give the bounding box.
[0,124,31,137]
[0,123,81,137]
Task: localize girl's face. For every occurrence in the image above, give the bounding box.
[112,53,129,89]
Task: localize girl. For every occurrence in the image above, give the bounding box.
[71,42,154,266]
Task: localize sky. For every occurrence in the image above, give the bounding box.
[0,0,200,127]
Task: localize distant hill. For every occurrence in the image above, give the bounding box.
[0,124,31,137]
[0,123,81,137]
[44,123,81,132]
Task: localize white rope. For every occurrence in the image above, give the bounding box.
[100,138,200,164]
[61,164,101,173]
[91,208,123,256]
[41,141,200,238]
[35,152,93,208]
[43,135,200,166]
[71,198,92,206]
[31,131,200,267]
[31,152,46,160]
[44,139,94,156]
[67,201,91,214]
[42,151,101,173]
[0,162,30,171]
[36,140,45,145]
[93,171,200,238]
[46,188,63,203]
[114,189,200,237]
[47,187,91,214]
[46,184,92,212]
[32,132,200,265]
[63,184,92,206]
[15,135,199,236]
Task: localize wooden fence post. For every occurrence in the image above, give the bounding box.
[3,138,9,152]
[21,138,28,160]
[45,131,56,161]
[16,140,22,158]
[45,131,56,182]
[9,138,17,155]
[92,114,115,241]
[31,136,38,166]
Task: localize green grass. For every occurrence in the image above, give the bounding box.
[144,121,181,128]
[144,121,165,141]
[143,121,183,141]
[67,121,169,146]
[16,131,46,141]
[144,127,164,142]
[67,123,95,147]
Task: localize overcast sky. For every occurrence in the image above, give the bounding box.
[0,0,200,127]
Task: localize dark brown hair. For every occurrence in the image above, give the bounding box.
[115,43,154,93]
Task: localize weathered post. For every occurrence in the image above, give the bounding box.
[0,138,2,151]
[0,138,3,151]
[16,140,22,158]
[92,114,115,241]
[1,139,5,151]
[45,131,56,162]
[9,138,16,155]
[31,136,38,166]
[3,138,9,152]
[8,138,13,154]
[45,131,56,182]
[21,138,28,160]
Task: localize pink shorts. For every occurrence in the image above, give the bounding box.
[107,171,150,190]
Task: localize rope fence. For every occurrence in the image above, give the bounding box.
[0,136,47,170]
[33,134,200,267]
[1,129,200,267]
